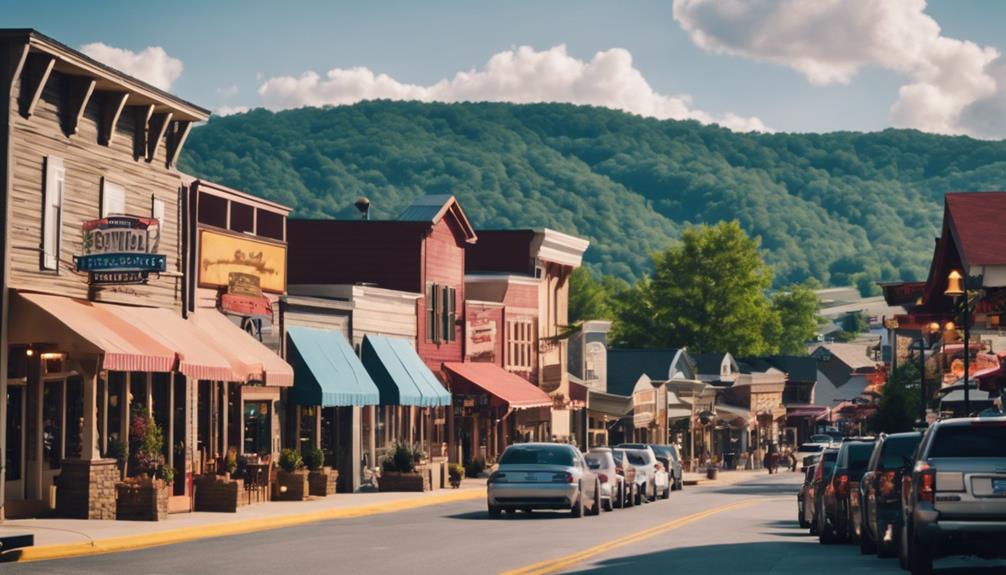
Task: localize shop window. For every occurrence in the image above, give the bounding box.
[257,209,284,241]
[101,178,126,217]
[173,375,186,495]
[507,319,534,370]
[5,385,23,481]
[198,192,228,228]
[42,156,64,271]
[243,401,271,455]
[299,405,317,450]
[42,380,63,469]
[230,201,254,234]
[105,372,125,449]
[65,376,83,459]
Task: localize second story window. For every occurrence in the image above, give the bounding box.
[42,156,64,271]
[507,319,534,370]
[426,283,457,344]
[101,178,125,217]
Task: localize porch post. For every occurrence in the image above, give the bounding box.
[221,382,229,453]
[82,368,100,460]
[351,406,362,491]
[367,405,376,473]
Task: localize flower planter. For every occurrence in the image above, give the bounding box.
[706,467,719,480]
[194,474,245,512]
[379,471,431,492]
[273,469,309,501]
[308,467,338,497]
[115,478,169,521]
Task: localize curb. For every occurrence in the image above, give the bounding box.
[13,488,484,563]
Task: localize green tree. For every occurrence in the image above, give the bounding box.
[568,267,613,323]
[869,363,921,434]
[772,283,821,355]
[632,221,781,355]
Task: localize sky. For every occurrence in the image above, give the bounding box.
[4,0,1006,137]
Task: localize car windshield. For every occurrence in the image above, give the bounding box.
[929,424,1006,458]
[819,451,838,478]
[650,445,671,459]
[799,444,824,452]
[612,450,624,464]
[626,451,650,465]
[499,445,574,466]
[847,443,874,471]
[585,454,610,469]
[880,435,922,469]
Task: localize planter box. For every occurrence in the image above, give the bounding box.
[194,474,245,512]
[116,479,169,521]
[273,469,309,501]
[379,471,431,492]
[308,467,338,497]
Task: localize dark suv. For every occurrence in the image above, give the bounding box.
[819,440,874,543]
[857,431,922,558]
[812,448,839,540]
[902,417,1006,575]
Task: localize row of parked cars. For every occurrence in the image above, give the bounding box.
[797,416,1006,574]
[486,442,684,517]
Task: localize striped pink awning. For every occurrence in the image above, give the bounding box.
[189,310,293,387]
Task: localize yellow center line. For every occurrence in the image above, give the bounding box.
[499,497,770,575]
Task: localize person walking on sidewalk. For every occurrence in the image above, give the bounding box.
[766,443,779,474]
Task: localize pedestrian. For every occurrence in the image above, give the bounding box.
[766,443,778,474]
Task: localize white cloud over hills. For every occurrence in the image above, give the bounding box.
[80,42,183,91]
[672,0,1006,138]
[257,45,769,132]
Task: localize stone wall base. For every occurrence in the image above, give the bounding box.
[55,459,118,520]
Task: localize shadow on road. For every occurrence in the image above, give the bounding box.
[708,482,799,496]
[444,510,576,520]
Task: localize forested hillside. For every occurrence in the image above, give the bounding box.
[179,101,1006,288]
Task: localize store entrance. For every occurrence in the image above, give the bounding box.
[4,382,25,501]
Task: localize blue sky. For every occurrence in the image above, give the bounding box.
[4,0,1005,136]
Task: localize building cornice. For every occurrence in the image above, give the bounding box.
[532,228,590,268]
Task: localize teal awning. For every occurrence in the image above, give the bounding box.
[287,326,379,407]
[362,335,452,407]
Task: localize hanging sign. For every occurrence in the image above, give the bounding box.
[75,215,165,284]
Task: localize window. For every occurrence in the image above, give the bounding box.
[426,283,437,342]
[42,156,64,271]
[507,319,534,370]
[151,196,165,225]
[442,286,456,342]
[198,192,228,228]
[229,202,254,233]
[101,178,126,217]
[257,209,284,240]
[42,381,63,470]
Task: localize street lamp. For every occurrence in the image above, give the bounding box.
[914,322,942,424]
[945,270,974,415]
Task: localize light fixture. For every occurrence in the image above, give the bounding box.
[928,322,941,334]
[945,321,956,332]
[945,270,964,298]
[25,347,33,357]
[40,352,66,361]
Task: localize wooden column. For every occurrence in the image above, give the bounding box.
[367,406,377,473]
[81,362,100,461]
[221,382,229,454]
[447,404,456,464]
[351,406,362,491]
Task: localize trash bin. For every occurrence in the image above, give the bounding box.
[725,452,736,470]
[706,466,718,480]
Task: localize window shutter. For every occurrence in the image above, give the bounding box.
[444,286,456,342]
[101,178,125,217]
[42,156,65,271]
[426,283,437,342]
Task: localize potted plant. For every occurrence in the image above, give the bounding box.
[107,438,127,480]
[195,446,244,513]
[448,463,464,488]
[463,458,485,479]
[224,446,238,478]
[116,409,171,521]
[379,443,430,492]
[274,448,309,501]
[304,447,338,497]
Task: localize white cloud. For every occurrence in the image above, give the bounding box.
[672,0,1005,137]
[257,45,768,132]
[215,105,251,117]
[80,42,183,91]
[216,85,239,98]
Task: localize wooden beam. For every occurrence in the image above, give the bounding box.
[146,111,172,162]
[165,120,191,168]
[131,104,154,160]
[61,75,96,136]
[98,91,129,146]
[18,52,54,118]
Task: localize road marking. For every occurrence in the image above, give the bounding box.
[499,498,769,575]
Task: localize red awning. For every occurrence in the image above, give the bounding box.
[442,362,552,409]
[787,406,829,418]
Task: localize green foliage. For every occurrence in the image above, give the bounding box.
[303,447,325,471]
[568,267,614,323]
[772,283,822,355]
[382,443,419,473]
[180,102,1006,287]
[106,438,126,464]
[841,311,871,333]
[157,464,176,485]
[279,448,303,473]
[869,364,922,434]
[463,459,486,478]
[448,463,465,481]
[128,408,166,478]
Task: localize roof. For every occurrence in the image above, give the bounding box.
[606,349,691,396]
[287,326,379,407]
[945,192,1006,268]
[397,195,477,243]
[812,343,876,371]
[738,356,818,383]
[692,353,729,376]
[0,29,209,121]
[467,228,589,273]
[442,362,552,409]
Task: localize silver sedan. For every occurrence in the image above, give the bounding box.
[487,443,601,517]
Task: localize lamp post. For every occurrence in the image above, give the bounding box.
[945,270,974,415]
[916,322,941,424]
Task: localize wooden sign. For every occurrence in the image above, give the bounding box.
[75,215,164,284]
[199,229,286,293]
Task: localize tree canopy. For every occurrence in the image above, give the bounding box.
[869,363,922,434]
[180,101,1006,288]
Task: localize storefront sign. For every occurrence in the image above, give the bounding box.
[199,230,286,293]
[75,216,164,284]
[465,313,497,363]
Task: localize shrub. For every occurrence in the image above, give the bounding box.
[303,447,325,471]
[106,438,126,464]
[279,448,303,473]
[382,443,417,473]
[448,463,465,481]
[464,459,485,478]
[158,464,176,485]
[225,447,238,474]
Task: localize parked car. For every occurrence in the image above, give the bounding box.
[648,444,684,491]
[799,463,817,529]
[619,446,670,502]
[902,417,1006,574]
[611,448,637,507]
[487,443,600,518]
[858,431,922,558]
[836,439,876,543]
[812,448,840,542]
[585,448,624,511]
[797,442,828,471]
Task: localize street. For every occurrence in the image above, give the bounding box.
[7,472,1003,574]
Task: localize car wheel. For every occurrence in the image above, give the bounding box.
[614,484,624,509]
[488,505,501,518]
[798,501,810,529]
[634,484,643,506]
[898,524,909,570]
[676,477,684,491]
[589,481,602,516]
[909,535,933,575]
[859,520,876,555]
[648,481,657,502]
[662,483,670,499]
[818,513,836,544]
[571,486,584,518]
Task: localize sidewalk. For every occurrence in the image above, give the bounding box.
[0,478,487,562]
[682,468,782,487]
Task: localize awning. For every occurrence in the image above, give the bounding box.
[787,405,829,418]
[714,402,750,423]
[189,310,293,386]
[362,335,450,407]
[442,362,552,409]
[569,379,589,408]
[287,326,379,406]
[667,406,691,421]
[940,386,994,404]
[586,389,632,418]
[14,292,175,372]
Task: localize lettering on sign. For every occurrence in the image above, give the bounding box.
[75,215,163,285]
[199,230,286,293]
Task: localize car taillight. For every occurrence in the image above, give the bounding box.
[488,472,506,484]
[552,472,574,483]
[834,472,849,497]
[878,470,897,497]
[916,462,936,503]
[598,473,609,483]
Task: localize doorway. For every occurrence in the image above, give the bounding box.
[4,382,26,501]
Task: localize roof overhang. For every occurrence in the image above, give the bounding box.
[531,228,590,268]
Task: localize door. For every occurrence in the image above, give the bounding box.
[4,383,26,500]
[40,378,66,493]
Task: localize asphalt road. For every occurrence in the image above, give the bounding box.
[6,473,1004,574]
